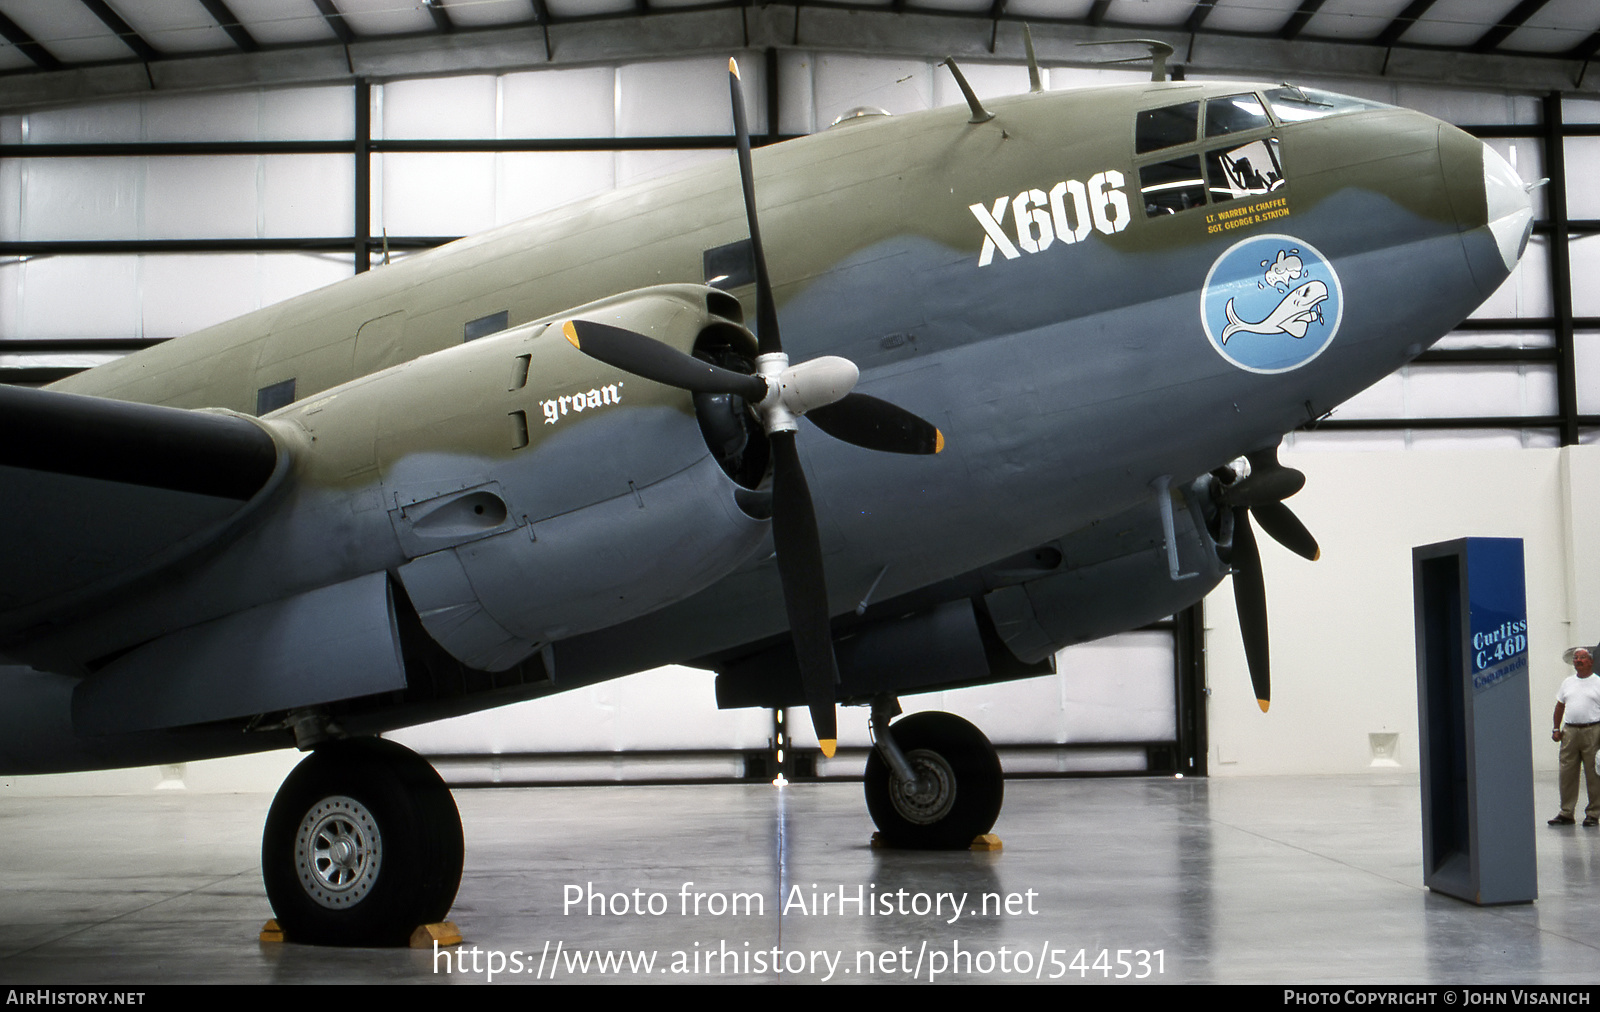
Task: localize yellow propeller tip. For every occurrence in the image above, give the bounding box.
[562,320,580,348]
[1312,549,1322,561]
[934,429,945,454]
[1257,699,1271,713]
[818,739,837,758]
[729,58,740,79]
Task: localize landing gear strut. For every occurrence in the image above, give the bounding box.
[262,737,463,946]
[864,701,1003,850]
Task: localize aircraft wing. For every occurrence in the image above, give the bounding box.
[0,384,281,629]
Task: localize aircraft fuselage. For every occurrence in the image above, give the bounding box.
[3,78,1523,769]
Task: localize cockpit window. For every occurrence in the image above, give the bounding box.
[1136,101,1199,154]
[1205,94,1270,137]
[1265,87,1391,124]
[1134,92,1292,221]
[1206,138,1284,202]
[1140,154,1206,216]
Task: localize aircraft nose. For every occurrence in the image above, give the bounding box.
[1440,125,1534,293]
[1480,141,1535,272]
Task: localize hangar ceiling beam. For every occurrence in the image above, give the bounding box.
[1374,0,1437,48]
[1186,1,1217,34]
[197,0,259,53]
[1280,0,1327,42]
[1471,0,1550,53]
[986,0,1006,52]
[0,11,62,71]
[529,0,552,60]
[1567,28,1600,62]
[312,0,357,46]
[2,7,1599,112]
[75,0,159,63]
[425,0,455,34]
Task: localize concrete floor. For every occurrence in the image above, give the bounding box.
[2,773,1599,984]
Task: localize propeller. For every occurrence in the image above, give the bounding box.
[562,58,944,758]
[1214,445,1320,713]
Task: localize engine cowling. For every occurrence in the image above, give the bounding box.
[305,284,773,671]
[982,480,1229,664]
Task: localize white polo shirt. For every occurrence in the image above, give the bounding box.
[1558,674,1600,725]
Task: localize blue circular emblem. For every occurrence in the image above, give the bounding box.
[1200,234,1342,374]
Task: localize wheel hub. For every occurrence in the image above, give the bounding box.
[295,795,382,909]
[888,750,957,825]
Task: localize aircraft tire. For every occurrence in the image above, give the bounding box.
[262,737,463,947]
[864,711,1003,850]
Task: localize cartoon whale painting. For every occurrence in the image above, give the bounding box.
[1220,279,1329,344]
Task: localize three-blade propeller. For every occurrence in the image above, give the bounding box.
[562,58,944,758]
[1215,445,1320,712]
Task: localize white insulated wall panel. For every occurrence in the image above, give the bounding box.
[500,67,617,138]
[619,57,749,136]
[388,667,774,754]
[378,152,497,237]
[5,255,140,340]
[495,152,617,225]
[380,76,498,140]
[810,54,936,126]
[1208,445,1590,775]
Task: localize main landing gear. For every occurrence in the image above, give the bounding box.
[262,737,463,946]
[863,699,1004,850]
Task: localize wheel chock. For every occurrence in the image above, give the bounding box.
[870,831,1003,851]
[259,919,285,943]
[411,922,463,948]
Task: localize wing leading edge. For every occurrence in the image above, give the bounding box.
[0,384,281,628]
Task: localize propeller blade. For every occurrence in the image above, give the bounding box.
[1231,507,1272,713]
[729,59,782,357]
[806,393,945,455]
[769,429,840,756]
[1251,500,1320,562]
[563,320,767,400]
[1224,465,1305,509]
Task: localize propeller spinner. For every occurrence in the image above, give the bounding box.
[562,58,944,758]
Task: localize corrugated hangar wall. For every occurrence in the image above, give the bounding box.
[1,47,1597,792]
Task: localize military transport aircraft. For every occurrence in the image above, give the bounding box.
[0,54,1533,947]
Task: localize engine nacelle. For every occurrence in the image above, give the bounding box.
[981,480,1229,664]
[292,284,772,671]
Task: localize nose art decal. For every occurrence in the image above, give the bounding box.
[1201,234,1343,374]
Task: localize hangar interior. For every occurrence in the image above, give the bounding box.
[2,0,1600,984]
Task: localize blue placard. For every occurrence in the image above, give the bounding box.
[1465,538,1528,693]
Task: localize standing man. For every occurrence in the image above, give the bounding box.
[1550,648,1600,826]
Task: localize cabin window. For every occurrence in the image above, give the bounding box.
[464,311,509,342]
[1206,138,1285,203]
[1135,101,1199,154]
[1205,94,1271,138]
[704,239,755,290]
[1140,155,1206,217]
[256,379,295,416]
